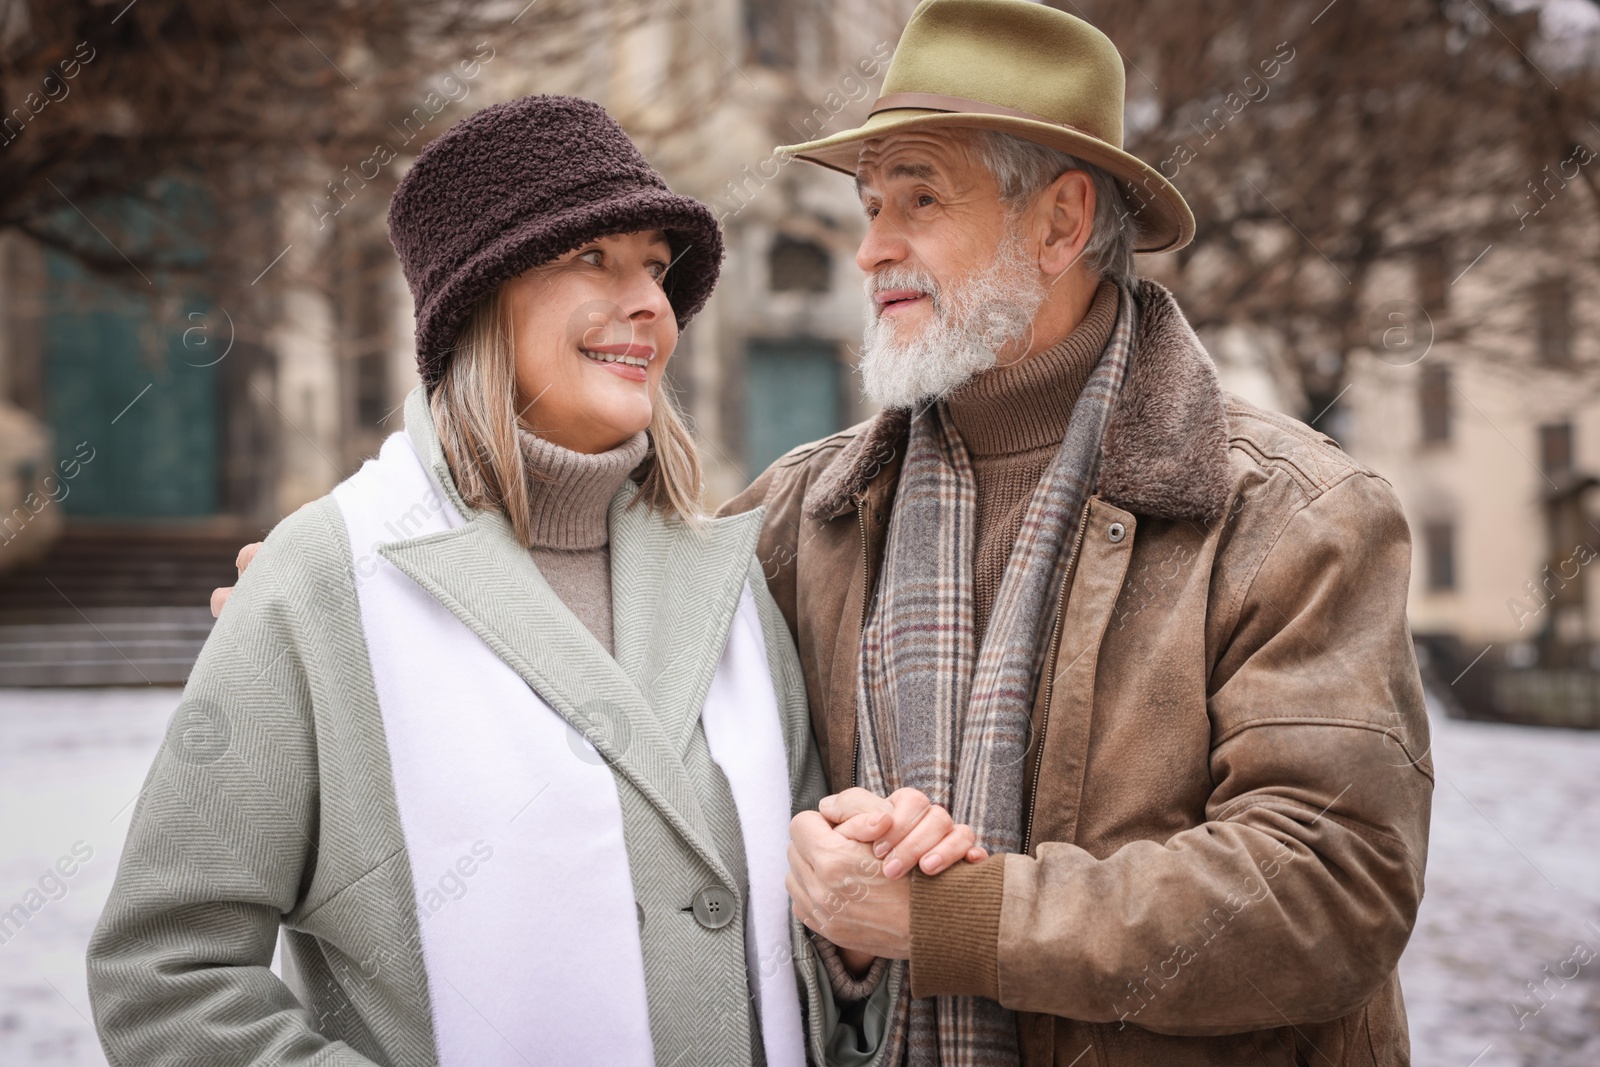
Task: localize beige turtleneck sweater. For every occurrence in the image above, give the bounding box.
[942,280,1120,646]
[516,427,650,653]
[515,425,761,1055]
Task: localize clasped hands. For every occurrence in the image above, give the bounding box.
[786,787,988,973]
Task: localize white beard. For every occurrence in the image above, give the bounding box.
[859,229,1048,410]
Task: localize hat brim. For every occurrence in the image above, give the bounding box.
[779,109,1194,254]
[413,186,724,384]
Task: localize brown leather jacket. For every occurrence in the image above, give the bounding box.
[721,281,1432,1066]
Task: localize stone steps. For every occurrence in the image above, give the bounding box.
[0,524,247,685]
[0,526,246,612]
[0,606,215,686]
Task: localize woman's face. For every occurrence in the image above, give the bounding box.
[504,228,678,454]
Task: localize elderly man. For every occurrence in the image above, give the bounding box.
[729,0,1432,1065]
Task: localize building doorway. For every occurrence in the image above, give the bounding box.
[744,338,843,476]
[42,251,219,518]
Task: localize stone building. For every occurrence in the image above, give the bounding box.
[1210,222,1600,727]
[1,0,1594,709]
[0,0,910,683]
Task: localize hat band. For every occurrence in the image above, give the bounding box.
[867,92,1095,139]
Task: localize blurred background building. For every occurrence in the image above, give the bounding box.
[0,0,1597,707]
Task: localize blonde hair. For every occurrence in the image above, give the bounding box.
[429,285,704,546]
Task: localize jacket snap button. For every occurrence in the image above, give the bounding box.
[691,886,736,930]
[1108,522,1126,543]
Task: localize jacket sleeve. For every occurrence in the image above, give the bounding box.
[86,506,381,1067]
[719,461,779,519]
[718,451,812,646]
[907,471,1433,1036]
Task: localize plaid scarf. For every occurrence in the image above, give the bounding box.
[856,287,1135,1067]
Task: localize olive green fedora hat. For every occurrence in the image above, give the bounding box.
[779,0,1195,253]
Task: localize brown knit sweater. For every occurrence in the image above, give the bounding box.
[943,280,1119,646]
[516,428,649,654]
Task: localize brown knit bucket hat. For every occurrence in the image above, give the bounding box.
[387,95,724,388]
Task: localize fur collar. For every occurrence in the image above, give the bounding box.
[802,279,1231,523]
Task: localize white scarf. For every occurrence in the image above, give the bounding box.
[332,430,804,1066]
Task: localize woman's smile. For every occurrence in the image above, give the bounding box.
[580,340,655,382]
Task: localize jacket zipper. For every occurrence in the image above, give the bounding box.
[851,495,870,788]
[1020,502,1093,856]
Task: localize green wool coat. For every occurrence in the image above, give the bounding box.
[85,389,898,1067]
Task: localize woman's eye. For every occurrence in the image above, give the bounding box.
[647,261,668,281]
[578,249,603,266]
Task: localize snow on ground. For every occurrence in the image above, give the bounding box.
[1399,698,1600,1067]
[0,688,178,1067]
[0,688,1596,1065]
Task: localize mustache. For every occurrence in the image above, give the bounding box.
[865,265,941,303]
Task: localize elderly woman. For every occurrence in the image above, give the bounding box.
[86,96,975,1067]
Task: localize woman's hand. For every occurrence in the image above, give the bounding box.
[818,786,988,880]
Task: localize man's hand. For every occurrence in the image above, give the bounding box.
[821,786,988,879]
[209,542,263,618]
[787,810,912,960]
[790,787,990,972]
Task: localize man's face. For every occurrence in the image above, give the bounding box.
[853,130,1047,409]
[854,130,1011,332]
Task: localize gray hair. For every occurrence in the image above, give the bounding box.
[966,129,1138,288]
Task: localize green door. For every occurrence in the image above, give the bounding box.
[745,339,842,476]
[43,251,219,518]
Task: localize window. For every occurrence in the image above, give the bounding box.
[1417,244,1448,315]
[743,0,797,68]
[744,339,841,475]
[1419,363,1450,445]
[1535,277,1572,366]
[768,236,830,293]
[342,234,392,429]
[1539,422,1574,477]
[1423,520,1456,592]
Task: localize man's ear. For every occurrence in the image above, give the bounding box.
[1037,169,1096,280]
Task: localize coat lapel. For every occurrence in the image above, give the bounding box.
[379,499,738,888]
[607,486,766,751]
